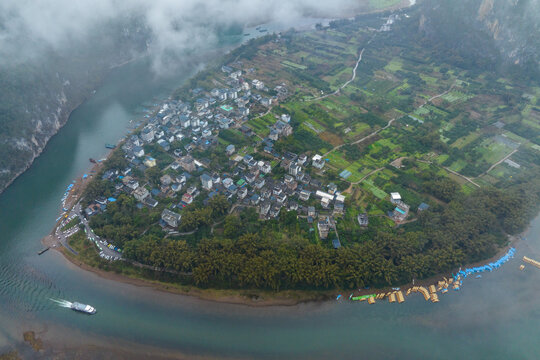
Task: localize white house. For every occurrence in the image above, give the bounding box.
[200,173,213,190]
[390,192,402,204]
[312,154,325,169]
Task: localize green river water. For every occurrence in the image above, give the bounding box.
[1,22,540,360]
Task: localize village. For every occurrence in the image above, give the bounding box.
[47,10,539,302]
[82,61,414,251]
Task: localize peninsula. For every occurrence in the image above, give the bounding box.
[50,8,540,302]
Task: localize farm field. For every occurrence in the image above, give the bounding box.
[232,13,539,221]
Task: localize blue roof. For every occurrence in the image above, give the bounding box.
[339,170,352,179]
[418,202,430,210]
[107,197,117,202]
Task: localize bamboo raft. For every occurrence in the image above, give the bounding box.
[388,293,396,303]
[523,256,540,269]
[408,286,430,301]
[418,287,430,301]
[368,296,376,304]
[396,291,405,303]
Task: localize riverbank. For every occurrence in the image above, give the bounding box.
[47,174,528,308]
[41,113,531,308]
[51,227,526,308]
[42,158,337,308]
[347,234,522,300]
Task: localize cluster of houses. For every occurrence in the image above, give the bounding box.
[83,61,351,243]
[82,53,438,250]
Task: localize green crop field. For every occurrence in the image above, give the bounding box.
[441,91,473,103]
[326,151,352,169]
[448,159,467,172]
[362,179,388,199]
[384,58,403,72]
[477,139,513,164]
[420,74,438,84]
[281,60,308,70]
[451,131,481,149]
[247,114,275,136]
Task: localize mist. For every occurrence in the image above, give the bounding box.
[0,0,374,74]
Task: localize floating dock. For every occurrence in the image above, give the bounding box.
[523,256,540,269]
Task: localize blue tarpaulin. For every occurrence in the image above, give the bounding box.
[453,248,515,282]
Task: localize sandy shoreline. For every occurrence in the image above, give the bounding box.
[40,115,531,308]
[43,145,333,308]
[59,248,333,307]
[45,199,527,308]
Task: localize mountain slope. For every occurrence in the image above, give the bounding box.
[0,21,148,192]
[417,0,540,80]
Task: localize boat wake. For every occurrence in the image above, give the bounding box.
[49,298,73,308]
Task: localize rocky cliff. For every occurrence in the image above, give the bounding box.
[0,21,149,193]
[417,0,539,79]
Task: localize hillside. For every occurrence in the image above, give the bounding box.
[418,0,540,80]
[0,20,148,193]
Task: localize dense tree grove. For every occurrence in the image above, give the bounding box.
[101,179,540,291]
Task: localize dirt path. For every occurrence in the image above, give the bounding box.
[443,166,481,188]
[323,117,396,157]
[308,48,366,102]
[481,149,518,176]
[344,167,385,193]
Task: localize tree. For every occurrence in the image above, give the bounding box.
[224,215,242,238]
[145,166,161,185]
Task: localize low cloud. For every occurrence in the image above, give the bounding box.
[0,0,371,73]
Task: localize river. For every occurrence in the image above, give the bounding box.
[1,19,540,360]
